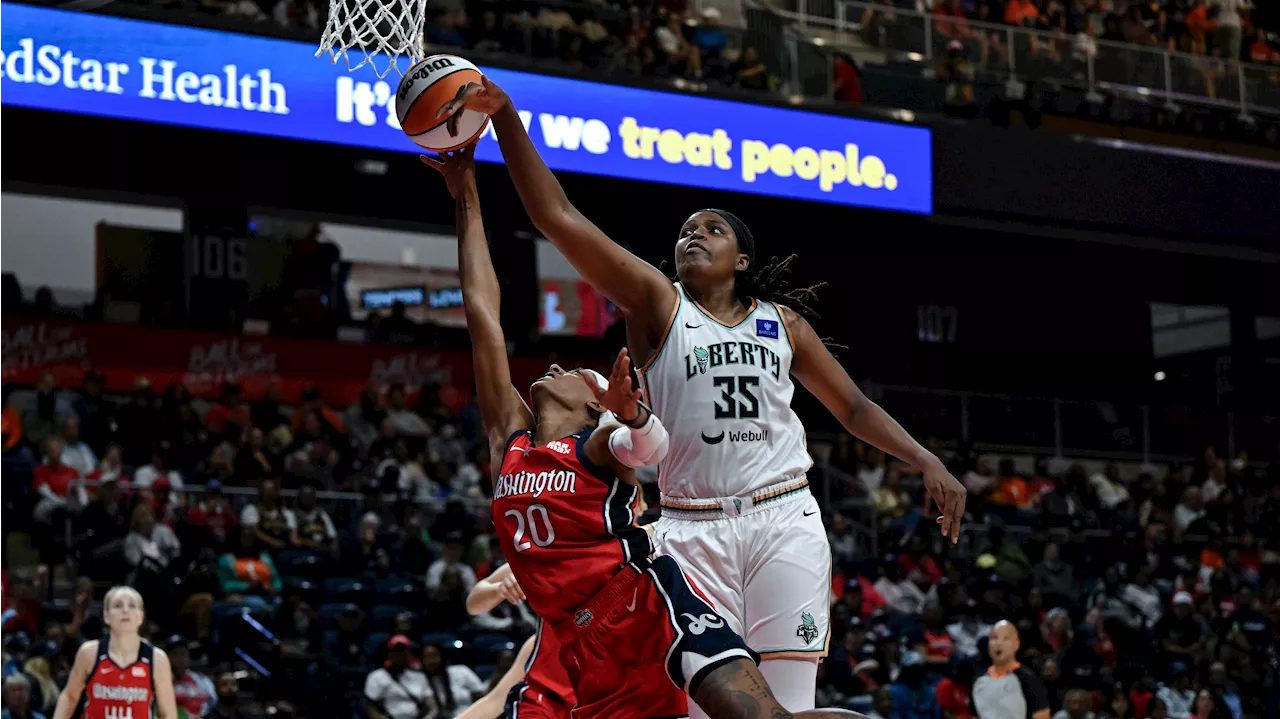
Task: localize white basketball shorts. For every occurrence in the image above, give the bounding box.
[653,478,832,658]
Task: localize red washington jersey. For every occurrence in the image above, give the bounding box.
[79,640,155,719]
[492,428,651,626]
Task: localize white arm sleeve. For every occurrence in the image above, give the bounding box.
[607,412,670,469]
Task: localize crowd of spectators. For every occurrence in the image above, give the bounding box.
[4,252,1280,717]
[142,0,781,92]
[822,437,1279,719]
[2,367,504,717]
[2,357,1278,718]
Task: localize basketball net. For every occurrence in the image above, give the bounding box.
[315,0,427,78]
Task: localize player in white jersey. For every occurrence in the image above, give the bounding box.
[438,77,968,715]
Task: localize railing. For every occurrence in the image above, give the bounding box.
[815,382,1276,464]
[771,0,1280,118]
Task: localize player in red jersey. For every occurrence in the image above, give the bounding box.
[424,146,860,719]
[53,585,178,719]
[463,564,572,719]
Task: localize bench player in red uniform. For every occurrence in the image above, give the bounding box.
[423,145,861,719]
[53,585,178,719]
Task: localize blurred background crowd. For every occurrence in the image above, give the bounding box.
[2,354,1277,718]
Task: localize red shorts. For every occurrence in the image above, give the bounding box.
[553,555,758,719]
[505,681,572,719]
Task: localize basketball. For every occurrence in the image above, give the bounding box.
[395,54,490,152]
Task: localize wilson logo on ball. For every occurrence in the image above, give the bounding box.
[396,56,458,100]
[394,54,489,153]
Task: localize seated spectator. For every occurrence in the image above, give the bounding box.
[1157,671,1196,719]
[419,643,484,719]
[2,672,46,719]
[22,372,71,452]
[187,481,239,550]
[72,476,131,579]
[1173,487,1206,533]
[363,635,434,719]
[320,605,370,690]
[690,7,729,77]
[935,662,972,719]
[899,533,943,586]
[873,556,926,616]
[85,443,128,488]
[858,446,887,493]
[340,511,391,577]
[241,478,296,552]
[1091,463,1131,510]
[975,525,1031,584]
[911,601,955,667]
[964,456,996,497]
[828,514,858,568]
[218,526,282,611]
[342,388,385,454]
[234,428,277,486]
[206,671,255,719]
[992,458,1032,508]
[166,637,217,718]
[732,46,773,92]
[290,386,344,437]
[946,601,991,661]
[252,384,289,433]
[468,10,506,53]
[290,483,337,556]
[384,385,428,439]
[204,382,251,441]
[873,465,913,520]
[57,416,96,478]
[1040,607,1074,654]
[33,437,84,524]
[134,445,185,494]
[653,13,700,78]
[1033,542,1081,607]
[1153,592,1204,678]
[1054,688,1097,719]
[124,503,182,582]
[426,531,477,595]
[890,651,940,719]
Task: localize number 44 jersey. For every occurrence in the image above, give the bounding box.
[637,283,812,501]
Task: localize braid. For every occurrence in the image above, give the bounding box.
[738,254,847,352]
[659,254,846,352]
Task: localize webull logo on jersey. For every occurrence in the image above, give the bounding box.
[494,469,578,500]
[92,684,150,703]
[701,428,770,445]
[684,342,782,381]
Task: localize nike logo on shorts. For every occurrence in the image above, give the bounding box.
[803,509,817,517]
[627,588,639,612]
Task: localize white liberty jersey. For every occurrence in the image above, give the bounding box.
[636,283,812,500]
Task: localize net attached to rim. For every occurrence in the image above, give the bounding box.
[315,0,427,78]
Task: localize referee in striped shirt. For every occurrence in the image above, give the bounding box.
[972,621,1051,719]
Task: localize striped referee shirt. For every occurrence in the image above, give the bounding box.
[972,663,1051,719]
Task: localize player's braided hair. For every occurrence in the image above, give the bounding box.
[665,209,846,351]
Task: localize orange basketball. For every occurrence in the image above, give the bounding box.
[395,54,489,152]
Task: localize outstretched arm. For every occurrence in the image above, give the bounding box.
[782,307,967,543]
[467,563,525,615]
[438,79,676,347]
[453,635,536,719]
[584,348,670,473]
[423,148,533,464]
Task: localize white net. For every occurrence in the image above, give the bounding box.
[315,0,427,78]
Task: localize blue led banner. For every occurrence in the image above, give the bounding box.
[1,4,933,214]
